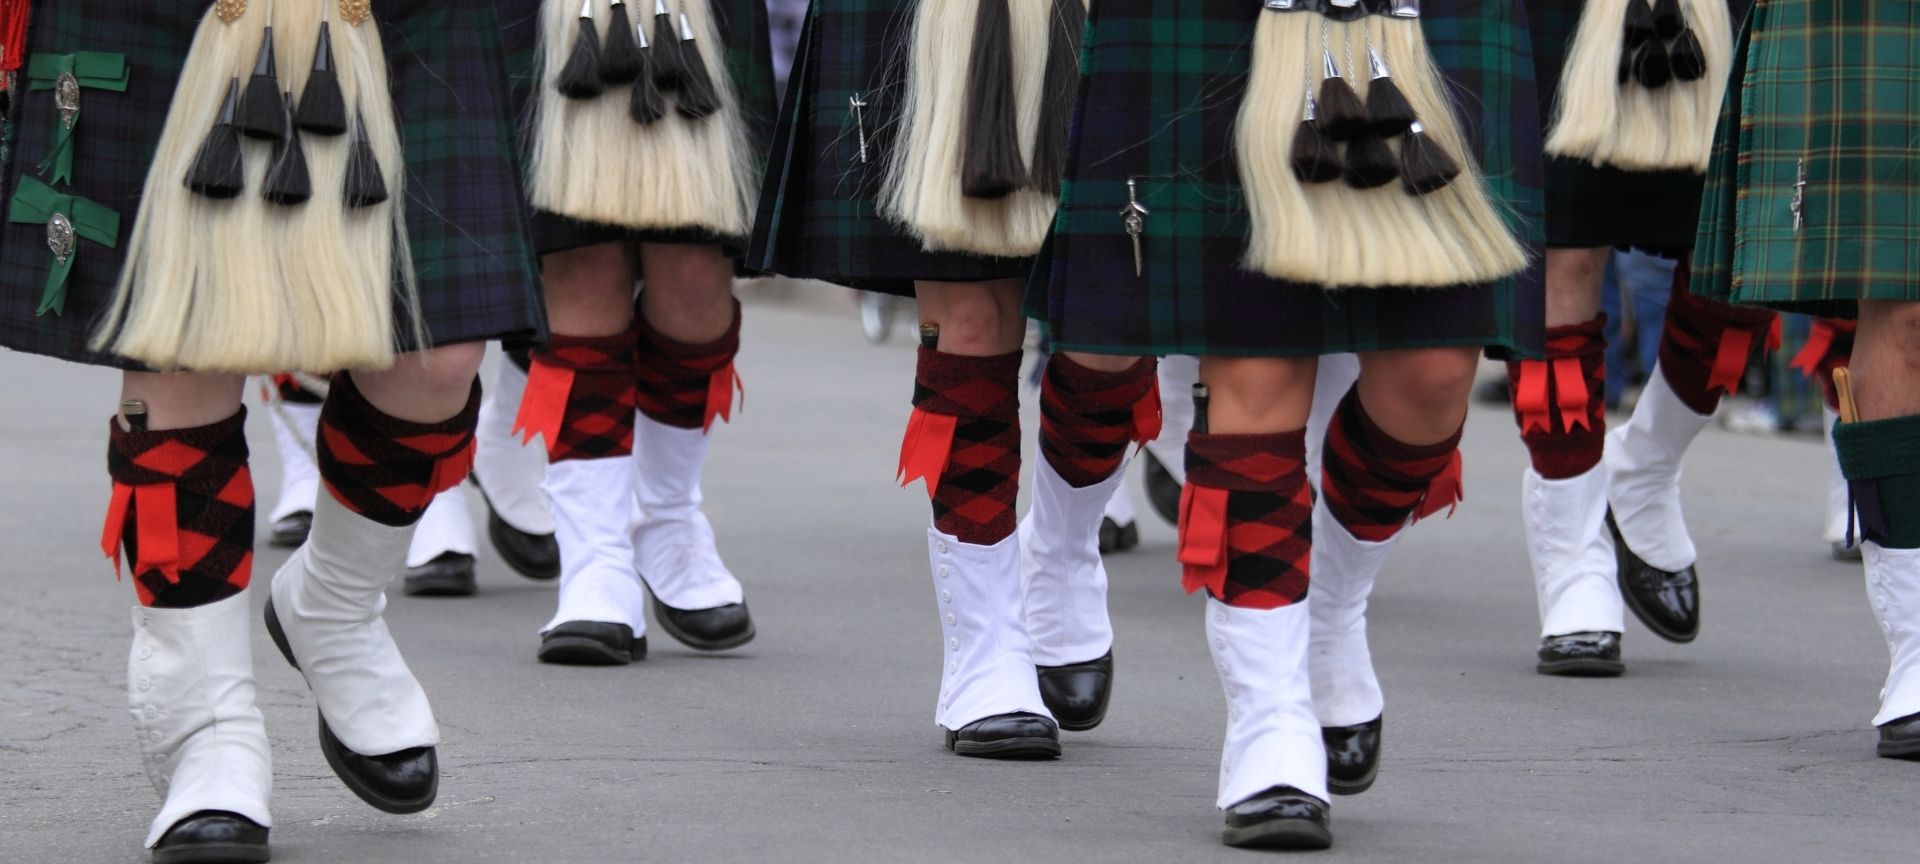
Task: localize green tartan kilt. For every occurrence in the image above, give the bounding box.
[501,0,780,257]
[0,0,545,369]
[1691,0,1920,318]
[1032,0,1547,359]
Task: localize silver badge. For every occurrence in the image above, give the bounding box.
[55,72,80,131]
[1120,178,1149,278]
[47,212,75,266]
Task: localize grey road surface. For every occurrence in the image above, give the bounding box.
[1,296,1913,863]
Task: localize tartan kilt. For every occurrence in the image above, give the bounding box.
[1691,0,1920,318]
[1532,0,1745,253]
[1033,0,1546,360]
[0,0,544,370]
[745,0,1033,297]
[501,0,780,257]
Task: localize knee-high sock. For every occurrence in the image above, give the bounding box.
[1656,261,1779,415]
[517,329,641,462]
[634,299,743,432]
[901,347,1023,545]
[1321,387,1464,542]
[104,410,254,608]
[1039,354,1159,487]
[1508,316,1607,479]
[318,371,479,527]
[1180,430,1313,610]
[1836,412,1920,725]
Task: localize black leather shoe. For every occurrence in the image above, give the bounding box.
[1141,450,1181,526]
[262,599,439,814]
[1877,712,1920,759]
[268,511,311,549]
[538,621,645,665]
[944,712,1061,759]
[1324,716,1381,796]
[1098,517,1139,554]
[1536,631,1625,677]
[401,552,476,597]
[1222,786,1333,850]
[649,596,755,651]
[473,474,560,581]
[1037,652,1112,731]
[1607,510,1700,643]
[151,810,270,864]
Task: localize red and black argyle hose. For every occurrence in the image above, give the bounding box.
[1507,315,1607,479]
[1322,387,1464,543]
[899,347,1023,545]
[319,371,479,527]
[1658,260,1779,414]
[1178,429,1313,610]
[515,329,640,461]
[634,300,743,432]
[1039,354,1160,488]
[103,409,254,608]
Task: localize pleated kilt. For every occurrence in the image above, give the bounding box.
[746,0,1033,296]
[0,0,544,369]
[1533,0,1746,252]
[1691,0,1920,318]
[501,0,779,257]
[1034,0,1546,360]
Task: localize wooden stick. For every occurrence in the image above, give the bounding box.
[1833,367,1860,424]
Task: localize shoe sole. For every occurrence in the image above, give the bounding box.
[1054,712,1106,733]
[949,737,1062,759]
[475,479,559,581]
[152,842,270,864]
[263,598,439,814]
[402,575,478,597]
[1328,764,1377,796]
[1223,819,1334,850]
[649,597,756,652]
[1606,512,1699,644]
[1878,739,1920,759]
[1536,657,1626,677]
[537,636,636,666]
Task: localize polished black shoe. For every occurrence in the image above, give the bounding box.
[267,511,312,549]
[401,552,477,597]
[1222,786,1333,850]
[474,474,560,581]
[1877,712,1920,759]
[1607,510,1700,643]
[1141,450,1181,526]
[538,621,646,665]
[151,810,270,864]
[1037,652,1113,731]
[1536,631,1625,677]
[944,712,1061,759]
[1098,517,1140,554]
[262,599,439,815]
[649,596,755,651]
[1323,716,1381,796]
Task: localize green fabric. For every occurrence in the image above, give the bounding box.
[6,174,120,316]
[25,51,128,187]
[1693,0,1920,316]
[1834,413,1920,549]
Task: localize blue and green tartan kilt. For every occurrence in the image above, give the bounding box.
[1531,0,1746,253]
[1691,0,1920,319]
[1033,0,1546,360]
[745,0,1033,297]
[0,0,545,370]
[501,0,780,258]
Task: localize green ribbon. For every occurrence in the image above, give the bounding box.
[8,175,120,316]
[26,51,128,187]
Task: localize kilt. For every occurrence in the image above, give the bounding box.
[1532,0,1745,252]
[745,0,1033,297]
[1033,0,1546,360]
[1691,0,1920,318]
[501,0,779,257]
[0,1,544,370]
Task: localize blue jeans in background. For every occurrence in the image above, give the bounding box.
[1600,250,1676,408]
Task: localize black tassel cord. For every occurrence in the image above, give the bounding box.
[556,1,606,99]
[236,26,285,140]
[958,0,1025,199]
[674,13,720,119]
[1027,0,1085,192]
[601,0,644,84]
[186,78,247,199]
[264,90,312,205]
[295,22,348,135]
[344,109,388,208]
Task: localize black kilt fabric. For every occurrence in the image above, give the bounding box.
[500,0,779,258]
[1034,0,1546,360]
[745,0,1033,297]
[0,1,545,369]
[1533,0,1745,252]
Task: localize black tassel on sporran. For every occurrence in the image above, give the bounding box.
[295,22,348,135]
[185,78,247,199]
[263,91,312,206]
[556,0,607,99]
[1317,48,1369,141]
[1342,132,1399,189]
[1290,91,1343,184]
[344,109,388,208]
[673,13,720,119]
[959,0,1026,199]
[628,21,667,124]
[1398,120,1459,195]
[651,0,690,92]
[1363,47,1415,137]
[1027,0,1085,192]
[236,27,285,140]
[601,0,645,84]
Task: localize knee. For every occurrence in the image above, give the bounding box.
[1366,348,1478,416]
[1203,357,1316,429]
[640,243,733,297]
[932,297,1022,355]
[392,342,485,393]
[1871,302,1920,366]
